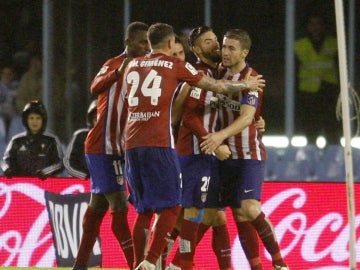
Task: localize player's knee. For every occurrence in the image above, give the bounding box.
[202,208,218,225]
[89,195,109,212]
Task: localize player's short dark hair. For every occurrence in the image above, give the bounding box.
[147,23,174,48]
[126,21,149,40]
[224,29,252,50]
[189,25,213,47]
[175,35,185,47]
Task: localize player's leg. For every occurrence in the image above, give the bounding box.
[130,147,182,270]
[156,210,182,269]
[238,160,288,270]
[202,157,231,270]
[106,190,134,269]
[232,205,262,270]
[73,193,108,270]
[133,210,154,268]
[73,153,113,270]
[211,209,231,270]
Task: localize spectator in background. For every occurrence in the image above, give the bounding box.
[1,100,63,179]
[0,65,19,138]
[63,100,97,179]
[15,54,42,112]
[294,13,340,145]
[15,53,67,141]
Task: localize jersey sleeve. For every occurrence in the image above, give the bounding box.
[90,57,123,95]
[176,60,204,86]
[182,88,209,142]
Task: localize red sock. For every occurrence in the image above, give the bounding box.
[212,224,231,270]
[251,212,285,267]
[236,221,262,269]
[75,207,105,266]
[196,223,211,245]
[166,222,210,268]
[161,227,179,269]
[145,206,181,265]
[178,219,199,270]
[132,210,154,268]
[111,211,134,269]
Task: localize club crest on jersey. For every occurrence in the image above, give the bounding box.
[185,62,198,75]
[190,87,202,99]
[97,65,109,76]
[247,95,257,105]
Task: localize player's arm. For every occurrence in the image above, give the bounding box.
[90,58,132,95]
[195,74,265,94]
[200,104,256,154]
[171,82,190,127]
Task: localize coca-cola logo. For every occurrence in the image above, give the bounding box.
[0,179,86,267]
[231,186,360,269]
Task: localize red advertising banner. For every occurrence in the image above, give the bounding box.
[0,176,359,269]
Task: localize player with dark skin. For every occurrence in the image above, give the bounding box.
[72,22,150,270]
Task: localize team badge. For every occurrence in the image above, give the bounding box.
[97,65,109,76]
[201,193,208,203]
[247,95,256,105]
[190,87,202,99]
[116,175,124,185]
[185,62,198,75]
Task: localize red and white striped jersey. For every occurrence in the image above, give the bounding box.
[85,53,128,156]
[176,61,219,155]
[124,53,203,150]
[218,65,266,160]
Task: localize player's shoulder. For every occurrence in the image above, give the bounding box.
[103,54,126,66]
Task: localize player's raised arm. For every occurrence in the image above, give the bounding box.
[195,74,265,94]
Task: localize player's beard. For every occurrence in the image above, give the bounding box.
[203,49,222,63]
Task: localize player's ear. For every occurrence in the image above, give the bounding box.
[192,45,201,56]
[242,49,249,58]
[168,36,175,50]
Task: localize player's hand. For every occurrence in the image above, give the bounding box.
[116,57,134,77]
[201,131,226,154]
[244,75,265,91]
[255,116,266,132]
[214,144,231,161]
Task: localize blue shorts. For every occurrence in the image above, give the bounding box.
[219,159,265,208]
[85,154,126,194]
[125,147,182,213]
[179,154,220,208]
